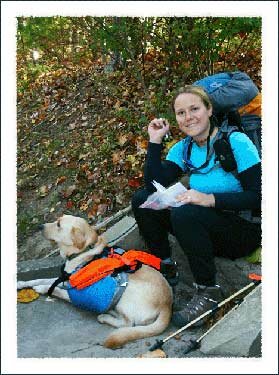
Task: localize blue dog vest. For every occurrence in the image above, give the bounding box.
[65,272,128,314]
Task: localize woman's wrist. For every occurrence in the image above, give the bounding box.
[207,193,215,207]
[149,138,163,144]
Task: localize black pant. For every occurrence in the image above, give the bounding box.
[132,188,261,286]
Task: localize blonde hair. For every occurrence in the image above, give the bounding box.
[172,85,212,110]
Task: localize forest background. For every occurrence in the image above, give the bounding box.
[16,16,262,259]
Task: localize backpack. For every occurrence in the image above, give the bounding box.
[192,71,262,166]
[193,71,259,115]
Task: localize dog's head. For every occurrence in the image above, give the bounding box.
[40,215,100,258]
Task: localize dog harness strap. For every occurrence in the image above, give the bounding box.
[47,277,64,297]
[122,250,161,271]
[47,264,71,296]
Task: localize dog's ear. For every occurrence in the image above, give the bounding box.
[71,227,86,250]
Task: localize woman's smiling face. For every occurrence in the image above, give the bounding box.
[174,93,212,140]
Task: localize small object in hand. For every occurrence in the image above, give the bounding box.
[17,288,39,303]
[158,118,170,141]
[137,349,167,358]
[163,132,170,141]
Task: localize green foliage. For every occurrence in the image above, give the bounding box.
[17,16,261,95]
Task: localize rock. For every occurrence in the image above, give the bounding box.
[200,285,262,357]
[18,231,53,261]
[17,256,64,281]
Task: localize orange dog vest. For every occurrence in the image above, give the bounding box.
[69,249,161,290]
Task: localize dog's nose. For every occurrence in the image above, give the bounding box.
[38,224,44,231]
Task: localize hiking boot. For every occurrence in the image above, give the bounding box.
[160,258,179,287]
[172,283,223,328]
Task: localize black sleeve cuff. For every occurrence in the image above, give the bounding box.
[214,163,261,211]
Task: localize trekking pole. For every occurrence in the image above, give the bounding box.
[183,281,260,355]
[148,273,261,352]
[183,302,241,355]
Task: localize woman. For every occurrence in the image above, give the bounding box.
[132,85,261,328]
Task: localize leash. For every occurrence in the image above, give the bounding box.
[148,273,262,352]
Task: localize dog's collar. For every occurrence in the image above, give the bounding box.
[66,244,96,261]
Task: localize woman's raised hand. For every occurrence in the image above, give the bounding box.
[148,118,170,144]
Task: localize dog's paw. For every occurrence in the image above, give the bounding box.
[97,314,108,324]
[104,334,123,349]
[33,285,49,294]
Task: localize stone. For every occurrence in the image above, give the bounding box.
[200,285,262,357]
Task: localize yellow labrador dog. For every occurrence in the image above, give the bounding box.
[17,215,172,349]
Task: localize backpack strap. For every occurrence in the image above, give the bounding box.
[182,121,217,174]
[121,250,161,271]
[182,122,239,175]
[212,120,244,174]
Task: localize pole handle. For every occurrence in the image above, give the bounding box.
[149,339,164,352]
[248,273,262,284]
[183,339,200,354]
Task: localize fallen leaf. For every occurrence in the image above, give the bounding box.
[56,176,67,185]
[137,349,167,358]
[62,184,76,198]
[107,118,116,125]
[165,139,177,150]
[118,134,129,146]
[66,200,74,209]
[87,204,99,218]
[115,193,124,205]
[17,288,39,303]
[90,194,101,204]
[174,334,182,340]
[126,154,139,168]
[68,123,76,130]
[80,202,88,211]
[112,150,125,165]
[135,137,148,153]
[128,178,141,188]
[17,191,24,198]
[38,185,49,197]
[81,163,90,171]
[97,203,108,216]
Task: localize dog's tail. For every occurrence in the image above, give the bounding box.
[104,306,172,349]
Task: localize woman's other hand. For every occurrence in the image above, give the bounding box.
[148,118,170,144]
[176,189,215,208]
